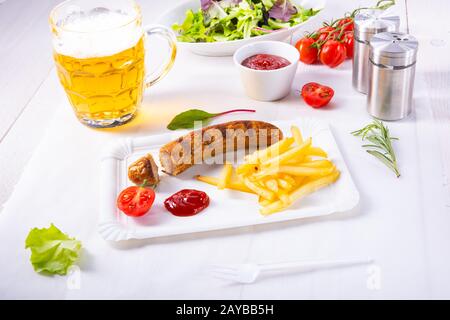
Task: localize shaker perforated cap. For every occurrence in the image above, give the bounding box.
[354,9,400,42]
[369,32,418,67]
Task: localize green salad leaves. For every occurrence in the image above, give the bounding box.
[25,224,82,275]
[173,0,320,42]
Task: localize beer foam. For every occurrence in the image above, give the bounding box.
[53,9,142,58]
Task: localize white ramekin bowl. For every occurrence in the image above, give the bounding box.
[233,41,299,101]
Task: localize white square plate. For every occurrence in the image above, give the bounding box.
[99,119,359,241]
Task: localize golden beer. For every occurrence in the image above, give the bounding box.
[50,0,176,128]
[54,37,145,125]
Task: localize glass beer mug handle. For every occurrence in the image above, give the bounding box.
[143,25,177,88]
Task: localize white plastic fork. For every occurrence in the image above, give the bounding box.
[210,258,373,284]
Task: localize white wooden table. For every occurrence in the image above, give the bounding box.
[0,0,449,299]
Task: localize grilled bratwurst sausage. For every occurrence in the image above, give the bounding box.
[159,120,283,176]
[128,153,160,186]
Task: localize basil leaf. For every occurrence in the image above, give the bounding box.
[167,109,216,130]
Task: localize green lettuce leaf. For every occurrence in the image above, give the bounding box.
[25,224,82,275]
[172,0,320,43]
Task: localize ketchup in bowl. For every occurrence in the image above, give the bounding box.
[241,54,291,70]
[164,189,210,217]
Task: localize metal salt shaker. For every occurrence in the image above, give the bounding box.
[353,10,400,94]
[367,32,419,121]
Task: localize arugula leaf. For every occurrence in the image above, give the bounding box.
[25,224,82,275]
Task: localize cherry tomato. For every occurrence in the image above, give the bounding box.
[295,37,318,64]
[343,31,354,58]
[336,17,354,33]
[316,26,337,43]
[117,185,155,217]
[318,26,336,35]
[301,82,334,108]
[317,32,336,43]
[319,40,347,68]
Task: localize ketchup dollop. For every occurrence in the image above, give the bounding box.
[241,54,291,70]
[164,189,210,217]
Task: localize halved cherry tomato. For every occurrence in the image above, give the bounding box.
[336,17,354,33]
[295,37,318,64]
[319,40,347,68]
[117,185,155,217]
[343,31,354,58]
[301,82,334,108]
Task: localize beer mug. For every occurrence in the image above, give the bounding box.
[50,0,176,128]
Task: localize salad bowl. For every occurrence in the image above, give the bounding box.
[156,0,327,56]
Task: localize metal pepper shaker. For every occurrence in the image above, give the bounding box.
[353,10,400,94]
[367,32,419,121]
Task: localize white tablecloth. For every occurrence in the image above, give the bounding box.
[1,51,447,298]
[1,1,449,299]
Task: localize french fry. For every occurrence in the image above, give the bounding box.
[260,200,287,215]
[299,160,333,168]
[253,166,278,178]
[196,175,254,194]
[277,178,293,190]
[217,163,233,189]
[230,177,255,193]
[236,163,259,175]
[301,155,313,163]
[229,183,255,194]
[254,180,267,189]
[279,174,296,186]
[243,178,275,201]
[277,165,336,177]
[290,125,303,145]
[265,179,279,193]
[288,170,340,203]
[305,147,328,158]
[284,157,305,165]
[294,176,306,186]
[246,137,295,163]
[261,138,312,167]
[195,175,219,186]
[261,171,340,215]
[278,192,291,205]
[258,197,272,207]
[283,152,324,165]
[254,160,332,180]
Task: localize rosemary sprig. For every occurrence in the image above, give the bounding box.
[351,120,400,178]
